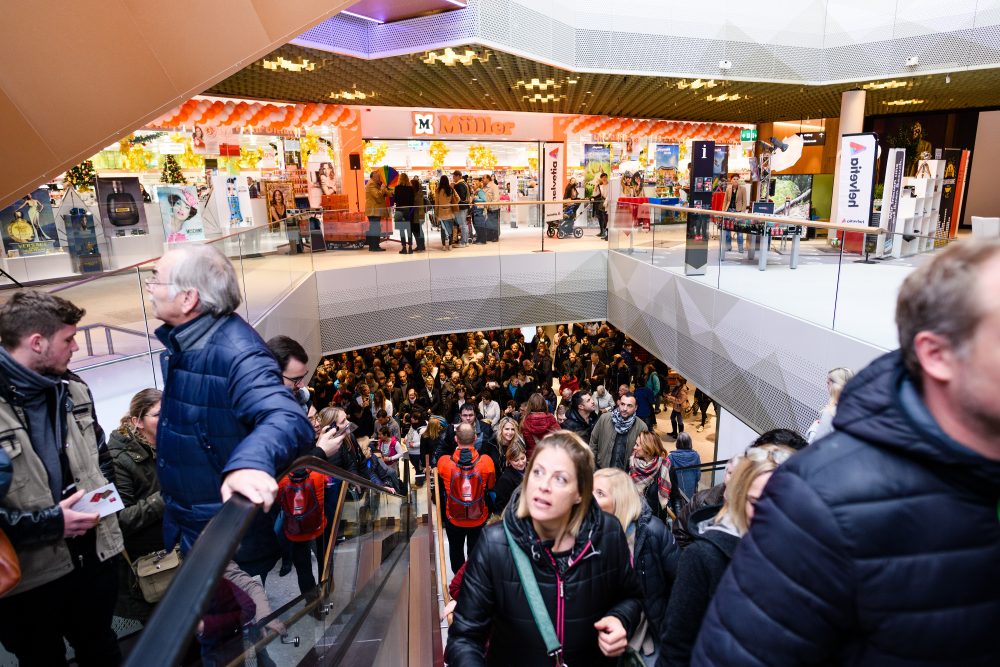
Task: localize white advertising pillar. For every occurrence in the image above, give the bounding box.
[830,89,867,224]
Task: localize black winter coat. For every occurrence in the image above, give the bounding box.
[490,466,522,515]
[108,429,164,557]
[660,515,739,667]
[562,407,597,441]
[632,502,679,646]
[693,351,1000,666]
[446,492,643,666]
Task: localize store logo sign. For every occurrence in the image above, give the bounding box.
[849,141,867,154]
[412,111,515,137]
[414,113,434,135]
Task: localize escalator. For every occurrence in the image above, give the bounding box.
[125,456,443,667]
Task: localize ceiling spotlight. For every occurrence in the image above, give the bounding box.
[423,47,488,66]
[905,56,919,67]
[862,80,907,90]
[262,57,316,72]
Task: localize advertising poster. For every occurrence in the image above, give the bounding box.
[584,143,611,191]
[938,148,961,238]
[62,206,103,273]
[156,185,204,243]
[835,133,878,226]
[212,174,254,229]
[712,145,730,190]
[306,158,342,208]
[191,125,221,155]
[877,147,905,257]
[263,181,294,225]
[1,189,59,257]
[95,177,148,236]
[655,144,679,169]
[543,142,565,223]
[950,149,970,237]
[685,141,714,275]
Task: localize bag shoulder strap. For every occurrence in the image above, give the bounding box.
[502,522,561,657]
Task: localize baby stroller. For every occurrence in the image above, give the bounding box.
[546,203,584,239]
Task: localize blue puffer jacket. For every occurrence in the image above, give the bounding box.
[692,351,1000,666]
[668,449,701,500]
[155,313,315,553]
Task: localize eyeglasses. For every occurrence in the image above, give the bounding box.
[742,446,793,465]
[283,374,307,385]
[143,275,174,288]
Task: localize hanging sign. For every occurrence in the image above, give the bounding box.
[740,129,757,142]
[877,147,905,257]
[835,132,878,226]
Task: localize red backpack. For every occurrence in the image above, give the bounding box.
[447,452,487,523]
[280,474,323,540]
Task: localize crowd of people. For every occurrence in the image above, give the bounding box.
[1,239,998,667]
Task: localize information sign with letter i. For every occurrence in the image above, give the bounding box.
[685,141,714,275]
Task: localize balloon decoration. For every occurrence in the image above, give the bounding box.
[562,115,745,145]
[468,143,497,169]
[148,98,360,133]
[429,140,449,169]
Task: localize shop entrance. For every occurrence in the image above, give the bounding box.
[363,138,544,227]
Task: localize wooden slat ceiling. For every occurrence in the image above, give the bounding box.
[208,43,1000,123]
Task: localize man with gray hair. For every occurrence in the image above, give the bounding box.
[693,240,1000,666]
[146,244,314,560]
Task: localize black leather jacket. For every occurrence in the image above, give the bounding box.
[446,490,643,666]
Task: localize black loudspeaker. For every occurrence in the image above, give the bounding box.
[348,153,361,170]
[769,180,777,197]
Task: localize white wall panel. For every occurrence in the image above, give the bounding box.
[607,251,885,435]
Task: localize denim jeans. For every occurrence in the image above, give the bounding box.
[724,229,744,252]
[458,210,470,244]
[439,215,454,245]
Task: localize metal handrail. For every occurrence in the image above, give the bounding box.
[123,455,401,667]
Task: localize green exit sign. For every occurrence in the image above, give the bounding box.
[740,129,757,142]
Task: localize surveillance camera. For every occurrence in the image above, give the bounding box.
[905,56,919,67]
[719,60,733,70]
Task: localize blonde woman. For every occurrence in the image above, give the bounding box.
[593,468,678,664]
[494,414,526,467]
[662,445,794,667]
[446,431,643,666]
[807,367,855,444]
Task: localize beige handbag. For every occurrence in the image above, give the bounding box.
[131,547,182,603]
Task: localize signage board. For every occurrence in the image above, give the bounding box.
[685,140,714,275]
[835,132,878,226]
[877,147,905,257]
[543,143,565,223]
[362,106,553,141]
[740,128,758,142]
[797,131,826,145]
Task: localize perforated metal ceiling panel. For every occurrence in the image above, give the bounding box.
[208,41,1000,122]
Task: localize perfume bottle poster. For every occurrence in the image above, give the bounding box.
[156,185,205,243]
[212,174,254,228]
[95,177,149,235]
[0,189,60,257]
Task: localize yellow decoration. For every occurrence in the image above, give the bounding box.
[363,140,388,172]
[174,134,204,171]
[468,143,497,169]
[527,157,538,172]
[429,140,449,169]
[239,146,262,169]
[300,131,328,164]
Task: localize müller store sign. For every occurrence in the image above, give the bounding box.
[361,106,554,141]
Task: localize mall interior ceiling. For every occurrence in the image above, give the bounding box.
[208,43,1000,123]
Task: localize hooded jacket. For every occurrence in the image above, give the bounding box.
[446,490,643,666]
[632,501,679,648]
[661,512,740,667]
[693,351,1000,666]
[521,411,560,458]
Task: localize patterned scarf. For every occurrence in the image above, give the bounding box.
[630,455,672,509]
[610,407,636,434]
